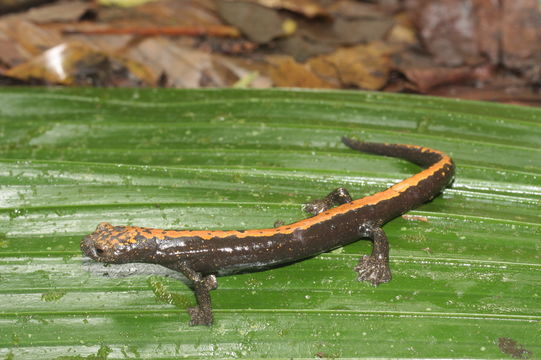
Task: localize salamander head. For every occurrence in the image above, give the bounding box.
[81,222,158,264]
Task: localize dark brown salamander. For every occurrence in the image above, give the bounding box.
[81,137,455,326]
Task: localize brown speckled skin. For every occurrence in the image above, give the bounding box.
[81,137,455,325]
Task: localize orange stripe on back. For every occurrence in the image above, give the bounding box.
[127,147,452,241]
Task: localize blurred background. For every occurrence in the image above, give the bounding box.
[1,0,541,106]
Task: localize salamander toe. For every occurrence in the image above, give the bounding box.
[355,255,391,286]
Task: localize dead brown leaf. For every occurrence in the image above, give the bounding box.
[329,0,394,44]
[402,66,474,93]
[0,28,30,67]
[266,55,336,88]
[329,0,389,18]
[307,56,341,88]
[475,0,499,65]
[386,12,417,45]
[412,0,541,83]
[6,42,153,86]
[0,19,62,66]
[275,32,336,62]
[500,0,541,81]
[240,0,328,18]
[415,0,481,66]
[128,37,265,88]
[332,17,393,45]
[25,0,93,23]
[58,23,240,37]
[97,0,222,27]
[128,37,213,87]
[311,43,393,90]
[0,0,54,15]
[217,0,288,43]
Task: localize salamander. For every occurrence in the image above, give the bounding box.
[81,137,455,326]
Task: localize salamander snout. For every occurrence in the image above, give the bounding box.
[81,235,105,258]
[81,223,118,262]
[81,222,158,263]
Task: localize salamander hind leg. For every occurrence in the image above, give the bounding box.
[188,275,217,326]
[303,187,353,215]
[355,224,391,286]
[173,263,218,326]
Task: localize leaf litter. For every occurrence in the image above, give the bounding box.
[0,0,541,104]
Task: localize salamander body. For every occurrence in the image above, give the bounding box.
[81,137,455,325]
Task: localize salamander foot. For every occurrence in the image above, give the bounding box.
[170,262,218,326]
[356,225,391,286]
[355,255,391,286]
[303,187,353,215]
[188,305,214,326]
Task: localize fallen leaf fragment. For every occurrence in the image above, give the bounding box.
[402,66,474,93]
[97,0,224,28]
[276,31,336,62]
[475,0,500,65]
[0,0,55,15]
[329,1,394,44]
[328,0,389,18]
[306,56,341,87]
[0,19,62,66]
[60,24,240,37]
[410,0,541,84]
[0,33,29,67]
[242,0,328,18]
[415,0,480,66]
[128,37,212,87]
[25,0,94,23]
[128,37,267,88]
[333,16,393,45]
[99,0,156,6]
[311,43,393,90]
[500,0,541,82]
[266,55,336,88]
[6,42,153,86]
[232,71,259,88]
[402,214,429,222]
[217,0,290,43]
[386,12,418,46]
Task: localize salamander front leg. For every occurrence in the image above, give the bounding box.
[303,187,353,215]
[355,224,391,286]
[174,262,218,326]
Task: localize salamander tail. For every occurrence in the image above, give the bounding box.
[341,136,447,168]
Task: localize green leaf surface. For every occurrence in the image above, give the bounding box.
[0,88,539,359]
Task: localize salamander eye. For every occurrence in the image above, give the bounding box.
[95,246,105,256]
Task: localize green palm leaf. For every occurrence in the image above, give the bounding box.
[0,88,539,359]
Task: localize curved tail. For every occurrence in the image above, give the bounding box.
[342,136,455,216]
[342,136,451,169]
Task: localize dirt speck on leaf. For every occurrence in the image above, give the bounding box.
[498,337,532,359]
